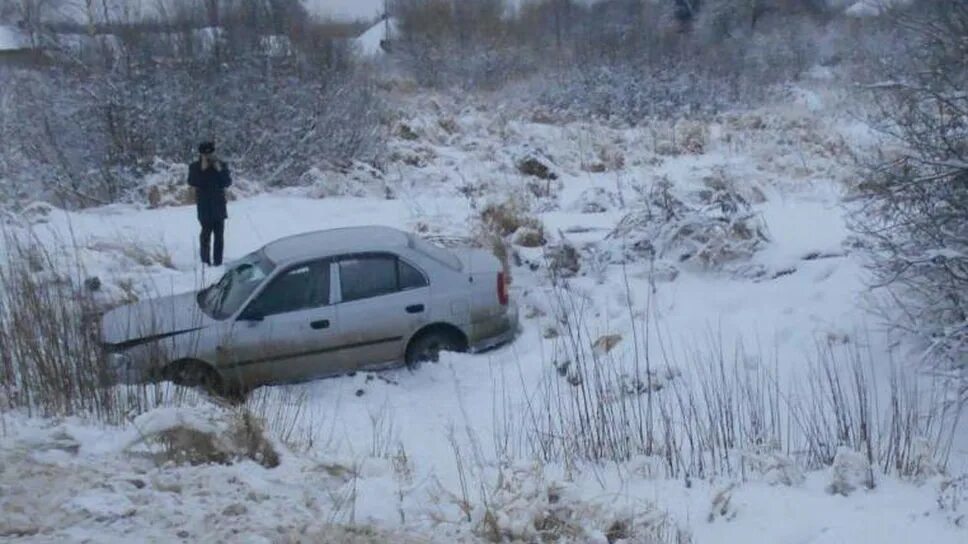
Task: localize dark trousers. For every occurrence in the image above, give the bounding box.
[199,220,225,266]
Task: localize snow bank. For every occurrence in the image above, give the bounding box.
[120,406,280,467]
[1,413,965,542]
[353,18,398,57]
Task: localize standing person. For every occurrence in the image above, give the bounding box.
[188,141,232,266]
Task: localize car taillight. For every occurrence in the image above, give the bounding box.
[497,272,508,306]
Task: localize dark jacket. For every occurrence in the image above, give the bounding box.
[187,160,232,224]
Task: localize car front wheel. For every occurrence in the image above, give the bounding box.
[162,360,224,395]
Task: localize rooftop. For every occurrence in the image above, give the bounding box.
[262,225,411,263]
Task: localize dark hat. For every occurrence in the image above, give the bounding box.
[198,141,215,154]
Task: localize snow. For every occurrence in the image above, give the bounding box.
[846,0,914,17]
[2,83,967,541]
[353,18,398,57]
[2,412,964,542]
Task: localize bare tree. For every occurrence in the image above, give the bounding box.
[0,0,382,206]
[850,0,968,368]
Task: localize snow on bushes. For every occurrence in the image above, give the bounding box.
[439,463,690,543]
[742,449,805,487]
[826,447,873,496]
[605,175,769,272]
[125,406,280,468]
[302,162,388,199]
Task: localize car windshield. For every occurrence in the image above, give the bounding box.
[198,251,274,320]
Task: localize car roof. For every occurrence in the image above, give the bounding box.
[262,226,413,264]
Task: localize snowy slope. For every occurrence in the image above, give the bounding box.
[2,78,966,541]
[3,411,965,542]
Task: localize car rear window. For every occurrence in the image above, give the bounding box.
[409,235,461,270]
[339,255,429,302]
[399,259,428,290]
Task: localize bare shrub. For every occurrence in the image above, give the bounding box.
[937,475,968,526]
[826,447,873,496]
[280,524,423,544]
[439,458,691,543]
[507,285,963,482]
[1,9,384,207]
[0,230,195,422]
[607,176,769,271]
[244,386,322,451]
[87,238,176,270]
[123,404,279,467]
[849,1,968,370]
[0,230,119,420]
[473,197,544,275]
[391,0,530,89]
[479,198,542,238]
[512,226,546,248]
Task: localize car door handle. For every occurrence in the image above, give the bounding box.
[406,304,425,314]
[310,319,330,330]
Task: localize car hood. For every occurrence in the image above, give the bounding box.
[101,292,213,347]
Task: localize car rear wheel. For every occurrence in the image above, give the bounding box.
[405,329,466,370]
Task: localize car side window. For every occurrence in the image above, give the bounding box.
[339,256,397,302]
[247,261,330,317]
[398,259,428,290]
[339,255,428,302]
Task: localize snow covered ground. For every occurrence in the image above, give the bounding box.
[2,80,967,542]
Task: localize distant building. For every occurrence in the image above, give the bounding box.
[0,24,47,67]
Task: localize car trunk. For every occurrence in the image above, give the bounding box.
[452,248,511,338]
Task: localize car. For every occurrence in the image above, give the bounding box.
[101,226,518,394]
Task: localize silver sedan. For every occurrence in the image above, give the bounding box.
[101,226,518,394]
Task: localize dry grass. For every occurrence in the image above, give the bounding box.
[472,197,546,280]
[87,237,176,269]
[502,284,964,482]
[145,408,280,468]
[441,442,692,543]
[0,230,123,420]
[478,199,543,238]
[0,230,320,454]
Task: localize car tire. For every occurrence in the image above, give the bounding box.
[405,329,465,370]
[162,361,225,396]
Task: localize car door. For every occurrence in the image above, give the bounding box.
[222,259,348,386]
[335,253,431,370]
